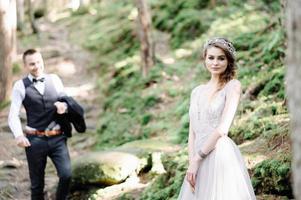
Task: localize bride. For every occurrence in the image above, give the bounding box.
[177,37,256,200]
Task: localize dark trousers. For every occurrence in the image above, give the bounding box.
[25,135,72,200]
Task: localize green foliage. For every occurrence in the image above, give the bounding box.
[118,194,135,200]
[252,158,292,197]
[12,62,21,74]
[170,9,206,48]
[151,0,210,48]
[177,113,190,144]
[151,0,210,29]
[96,63,173,148]
[230,101,287,144]
[0,100,9,110]
[140,151,187,200]
[144,95,162,108]
[259,68,285,99]
[85,22,138,66]
[67,2,139,67]
[141,114,153,126]
[97,113,139,148]
[231,116,277,143]
[258,0,281,13]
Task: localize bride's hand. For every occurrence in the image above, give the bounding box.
[186,154,202,192]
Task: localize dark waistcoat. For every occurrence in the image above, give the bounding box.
[22,75,58,130]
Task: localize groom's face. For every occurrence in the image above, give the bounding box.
[24,52,45,77]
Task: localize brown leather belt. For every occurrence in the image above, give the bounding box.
[25,130,62,137]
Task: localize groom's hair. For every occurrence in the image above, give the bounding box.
[23,49,40,63]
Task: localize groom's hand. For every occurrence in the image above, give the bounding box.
[54,101,68,114]
[16,135,31,147]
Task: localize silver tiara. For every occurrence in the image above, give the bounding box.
[204,37,236,56]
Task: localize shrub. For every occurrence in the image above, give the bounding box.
[140,151,187,200]
[252,158,292,197]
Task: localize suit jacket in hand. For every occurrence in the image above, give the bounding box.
[56,96,86,137]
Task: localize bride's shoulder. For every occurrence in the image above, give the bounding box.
[228,79,241,86]
[190,84,205,97]
[225,79,241,94]
[227,79,241,88]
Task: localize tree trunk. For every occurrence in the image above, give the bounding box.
[136,0,155,77]
[286,1,301,199]
[16,0,24,31]
[210,0,216,8]
[0,0,16,102]
[27,0,39,34]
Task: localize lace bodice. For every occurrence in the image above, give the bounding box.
[189,84,227,142]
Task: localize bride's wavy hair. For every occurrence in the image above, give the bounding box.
[202,37,237,89]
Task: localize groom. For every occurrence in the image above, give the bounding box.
[8,49,72,200]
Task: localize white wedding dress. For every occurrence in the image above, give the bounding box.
[178,80,256,200]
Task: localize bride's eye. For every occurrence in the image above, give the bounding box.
[218,56,226,61]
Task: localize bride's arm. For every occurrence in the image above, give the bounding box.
[187,86,198,162]
[186,87,202,190]
[198,79,242,156]
[188,122,195,164]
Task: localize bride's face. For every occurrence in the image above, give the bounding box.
[205,47,228,76]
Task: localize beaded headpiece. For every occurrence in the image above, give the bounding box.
[203,37,236,57]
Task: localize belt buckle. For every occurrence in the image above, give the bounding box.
[45,130,50,137]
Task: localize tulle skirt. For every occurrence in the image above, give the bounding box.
[178,136,256,200]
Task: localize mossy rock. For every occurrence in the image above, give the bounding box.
[113,146,152,174]
[116,139,179,173]
[118,139,178,153]
[140,150,187,200]
[72,151,140,187]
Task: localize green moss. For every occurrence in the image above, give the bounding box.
[259,69,285,99]
[72,152,140,187]
[141,114,153,126]
[67,2,139,67]
[140,150,187,200]
[12,62,21,74]
[252,157,292,197]
[151,0,210,48]
[0,100,9,110]
[96,113,139,149]
[118,194,136,200]
[230,100,288,144]
[144,95,161,108]
[259,0,282,13]
[177,113,189,144]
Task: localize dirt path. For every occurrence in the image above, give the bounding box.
[0,19,100,200]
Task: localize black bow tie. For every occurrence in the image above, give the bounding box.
[33,78,45,83]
